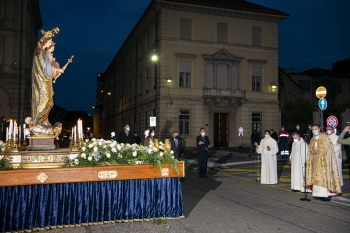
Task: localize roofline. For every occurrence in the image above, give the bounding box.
[278,67,303,90]
[105,0,289,73]
[162,0,289,17]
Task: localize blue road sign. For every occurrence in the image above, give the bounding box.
[318,98,327,110]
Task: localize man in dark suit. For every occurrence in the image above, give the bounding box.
[117,124,135,144]
[170,132,182,160]
[294,124,304,139]
[270,129,278,141]
[196,128,210,178]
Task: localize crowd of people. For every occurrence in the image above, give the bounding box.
[111,122,350,199]
[250,123,350,201]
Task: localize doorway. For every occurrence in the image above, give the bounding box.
[214,113,229,147]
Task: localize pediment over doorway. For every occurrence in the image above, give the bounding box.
[202,49,244,62]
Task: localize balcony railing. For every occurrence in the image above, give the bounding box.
[202,88,246,105]
[202,88,246,98]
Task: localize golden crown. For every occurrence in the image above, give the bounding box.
[38,27,59,44]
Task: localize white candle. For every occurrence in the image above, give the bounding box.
[23,124,26,129]
[78,119,83,138]
[6,127,8,141]
[74,126,77,140]
[13,121,17,138]
[19,126,21,139]
[9,120,13,138]
[72,127,74,140]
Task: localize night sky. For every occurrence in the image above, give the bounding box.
[38,0,350,115]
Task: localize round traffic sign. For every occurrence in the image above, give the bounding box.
[316,86,327,99]
[238,127,244,133]
[326,115,338,128]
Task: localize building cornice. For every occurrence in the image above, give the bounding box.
[248,59,268,64]
[160,2,287,23]
[175,53,197,58]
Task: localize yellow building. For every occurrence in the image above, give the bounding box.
[0,0,42,135]
[97,0,289,147]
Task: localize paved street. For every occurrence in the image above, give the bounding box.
[45,148,350,233]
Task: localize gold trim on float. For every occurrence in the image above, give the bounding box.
[36,172,48,183]
[98,170,118,179]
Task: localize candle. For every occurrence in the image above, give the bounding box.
[9,120,13,139]
[19,126,21,139]
[13,121,17,138]
[74,126,77,140]
[23,124,26,129]
[72,127,74,140]
[6,127,8,141]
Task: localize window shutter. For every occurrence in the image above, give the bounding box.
[217,23,228,43]
[252,27,262,47]
[180,19,192,40]
[252,66,262,76]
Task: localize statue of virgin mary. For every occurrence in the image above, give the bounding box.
[30,28,62,137]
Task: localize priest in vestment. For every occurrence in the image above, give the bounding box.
[306,125,342,199]
[326,126,343,186]
[255,130,279,184]
[289,132,311,192]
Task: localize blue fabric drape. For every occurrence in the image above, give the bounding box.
[0,178,184,232]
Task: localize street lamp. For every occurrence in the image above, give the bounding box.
[151,54,158,62]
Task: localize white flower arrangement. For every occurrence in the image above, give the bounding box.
[63,138,182,174]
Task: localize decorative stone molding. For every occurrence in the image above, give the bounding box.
[248,59,268,64]
[161,2,287,23]
[202,49,243,63]
[175,53,197,58]
[202,88,246,106]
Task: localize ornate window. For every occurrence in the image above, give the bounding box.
[179,109,190,136]
[202,49,243,90]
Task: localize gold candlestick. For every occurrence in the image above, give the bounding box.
[5,136,18,152]
[164,139,171,152]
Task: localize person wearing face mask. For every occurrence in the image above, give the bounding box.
[170,132,182,160]
[278,125,289,159]
[306,124,342,200]
[289,132,311,192]
[294,124,304,139]
[117,124,136,144]
[144,129,155,147]
[196,128,211,178]
[326,126,343,186]
[254,130,279,184]
[305,124,313,144]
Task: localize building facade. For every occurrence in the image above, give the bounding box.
[0,0,42,140]
[97,0,289,147]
